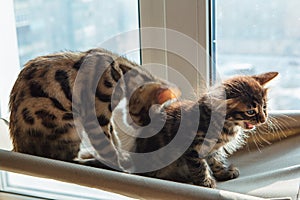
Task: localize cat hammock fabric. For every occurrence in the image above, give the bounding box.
[0,116,299,200]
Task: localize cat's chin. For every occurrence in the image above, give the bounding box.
[243,122,255,130]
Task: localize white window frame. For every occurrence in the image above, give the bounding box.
[0,0,20,119]
[139,0,211,95]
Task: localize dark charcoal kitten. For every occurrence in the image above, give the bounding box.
[133,72,278,188]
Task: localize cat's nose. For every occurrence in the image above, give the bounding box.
[257,114,266,124]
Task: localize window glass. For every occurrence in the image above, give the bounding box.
[14,0,140,66]
[215,0,300,110]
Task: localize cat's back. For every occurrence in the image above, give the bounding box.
[9,48,114,113]
[9,51,88,124]
[8,50,91,160]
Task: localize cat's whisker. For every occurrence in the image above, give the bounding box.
[271,116,292,131]
[246,126,267,150]
[256,134,264,147]
[261,114,293,144]
[274,122,288,139]
[266,117,279,137]
[268,116,289,139]
[245,142,251,152]
[276,113,297,122]
[271,113,294,126]
[256,132,272,145]
[252,134,262,152]
[266,120,280,140]
[248,129,263,151]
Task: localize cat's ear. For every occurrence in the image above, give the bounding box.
[252,72,279,86]
[156,87,181,104]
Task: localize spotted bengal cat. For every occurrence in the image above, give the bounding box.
[9,48,180,172]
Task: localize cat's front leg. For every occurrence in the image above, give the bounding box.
[206,151,239,181]
[185,151,216,188]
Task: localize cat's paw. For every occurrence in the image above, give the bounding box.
[227,165,240,179]
[195,177,217,188]
[214,165,240,181]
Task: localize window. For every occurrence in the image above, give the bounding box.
[14,0,140,67]
[1,0,139,199]
[215,0,300,110]
[1,0,299,199]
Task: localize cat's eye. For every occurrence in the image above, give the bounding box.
[246,110,256,115]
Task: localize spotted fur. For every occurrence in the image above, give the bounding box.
[9,48,180,171]
[134,72,278,187]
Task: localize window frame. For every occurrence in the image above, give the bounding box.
[0,0,20,119]
[139,0,211,94]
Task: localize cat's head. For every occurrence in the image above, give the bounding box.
[223,72,278,130]
[128,82,181,126]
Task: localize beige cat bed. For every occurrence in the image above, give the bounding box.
[0,115,299,200]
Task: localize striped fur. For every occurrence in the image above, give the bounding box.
[135,72,278,187]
